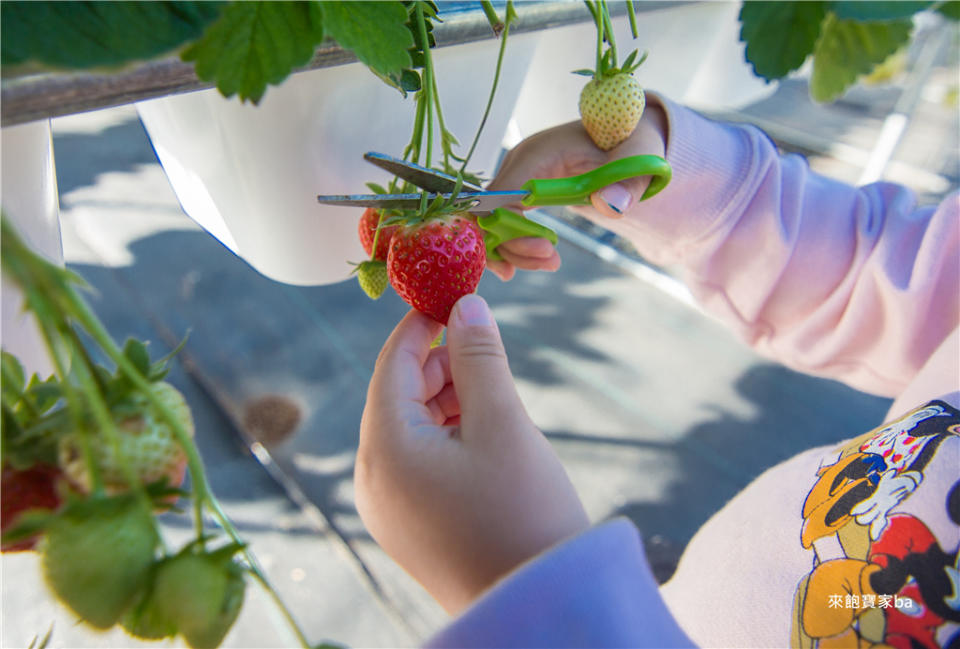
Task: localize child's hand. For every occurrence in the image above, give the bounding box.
[355,295,589,614]
[490,103,668,224]
[487,236,561,281]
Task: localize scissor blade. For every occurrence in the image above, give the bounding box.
[364,152,483,193]
[316,190,529,214]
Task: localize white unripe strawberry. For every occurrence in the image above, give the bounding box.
[575,49,648,151]
[579,73,645,151]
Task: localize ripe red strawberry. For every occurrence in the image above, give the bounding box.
[1,463,63,552]
[387,214,486,325]
[577,50,648,151]
[42,493,159,628]
[358,208,399,261]
[58,381,194,494]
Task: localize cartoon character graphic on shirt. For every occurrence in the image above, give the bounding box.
[790,401,960,649]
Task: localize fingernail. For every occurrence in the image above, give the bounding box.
[455,294,494,327]
[599,183,632,215]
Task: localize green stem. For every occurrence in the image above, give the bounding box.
[585,0,602,74]
[431,74,453,173]
[600,0,618,68]
[31,304,104,494]
[56,286,209,538]
[479,0,502,34]
[66,334,145,496]
[1,214,312,648]
[0,224,103,493]
[416,3,435,170]
[1,362,39,418]
[61,289,313,645]
[403,90,427,166]
[459,0,514,176]
[248,569,312,649]
[626,0,638,39]
[369,210,386,260]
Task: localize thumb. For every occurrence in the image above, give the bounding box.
[589,180,646,219]
[446,294,527,433]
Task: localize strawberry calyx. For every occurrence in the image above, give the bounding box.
[573,47,648,81]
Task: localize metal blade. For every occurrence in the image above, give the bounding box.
[316,190,528,214]
[363,152,483,193]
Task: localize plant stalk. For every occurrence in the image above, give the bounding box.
[459,1,515,175]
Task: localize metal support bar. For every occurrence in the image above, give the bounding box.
[1,2,681,127]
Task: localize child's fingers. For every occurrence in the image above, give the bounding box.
[426,383,461,425]
[498,236,558,258]
[497,246,561,273]
[423,345,452,399]
[371,309,444,405]
[486,259,516,282]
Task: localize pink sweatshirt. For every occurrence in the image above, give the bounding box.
[427,96,960,648]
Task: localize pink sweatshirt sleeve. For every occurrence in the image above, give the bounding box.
[598,94,959,398]
[424,518,693,649]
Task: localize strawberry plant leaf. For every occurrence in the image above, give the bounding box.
[122,338,151,378]
[321,2,413,81]
[829,1,934,21]
[181,1,325,104]
[739,1,829,81]
[1,509,54,546]
[148,334,189,381]
[938,1,960,20]
[400,69,422,92]
[811,13,912,102]
[24,378,62,413]
[1,1,222,70]
[1,352,26,400]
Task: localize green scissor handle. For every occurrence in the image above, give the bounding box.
[522,154,671,206]
[478,208,559,261]
[477,154,671,261]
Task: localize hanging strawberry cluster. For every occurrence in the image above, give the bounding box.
[0,217,317,649]
[352,1,518,326]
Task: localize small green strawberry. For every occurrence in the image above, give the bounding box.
[151,546,246,649]
[576,49,648,151]
[122,582,178,641]
[355,260,389,300]
[58,381,194,494]
[42,493,159,628]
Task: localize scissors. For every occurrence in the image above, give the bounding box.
[317,151,671,260]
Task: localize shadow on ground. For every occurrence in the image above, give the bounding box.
[53,117,158,195]
[601,362,891,582]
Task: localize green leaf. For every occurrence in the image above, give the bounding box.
[400,69,422,92]
[937,1,960,20]
[147,334,188,380]
[321,1,413,80]
[830,1,933,21]
[122,339,151,377]
[181,1,325,104]
[1,351,26,400]
[1,1,222,71]
[24,379,63,413]
[811,13,912,102]
[739,1,829,81]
